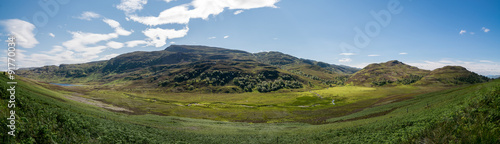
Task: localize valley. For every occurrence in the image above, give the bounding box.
[1,45,497,143]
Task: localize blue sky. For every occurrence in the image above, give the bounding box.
[1,0,499,75]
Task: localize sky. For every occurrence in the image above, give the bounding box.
[0,0,499,75]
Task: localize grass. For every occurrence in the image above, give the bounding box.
[1,74,498,143]
[72,85,441,123]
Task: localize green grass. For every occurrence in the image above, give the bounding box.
[1,74,499,143]
[76,85,438,123]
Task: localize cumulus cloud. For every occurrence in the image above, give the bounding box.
[224,35,229,39]
[62,31,117,52]
[143,27,189,47]
[125,40,149,47]
[482,27,490,33]
[76,11,101,20]
[49,33,55,37]
[339,58,352,63]
[116,0,147,14]
[99,54,120,60]
[339,53,355,56]
[208,36,216,39]
[106,41,124,49]
[234,10,244,15]
[116,0,279,48]
[459,30,466,35]
[126,0,280,26]
[0,19,39,48]
[368,54,379,57]
[399,52,408,55]
[408,59,500,75]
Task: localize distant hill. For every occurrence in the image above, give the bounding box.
[346,61,490,87]
[17,45,359,93]
[414,66,490,86]
[347,60,430,87]
[486,75,500,79]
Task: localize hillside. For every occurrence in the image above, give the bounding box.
[415,66,490,86]
[17,45,359,93]
[347,60,430,87]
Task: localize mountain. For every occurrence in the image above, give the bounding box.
[414,66,490,86]
[17,45,359,93]
[486,75,500,79]
[347,60,430,87]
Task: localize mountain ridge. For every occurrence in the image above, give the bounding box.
[16,45,489,92]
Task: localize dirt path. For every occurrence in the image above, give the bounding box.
[64,95,133,113]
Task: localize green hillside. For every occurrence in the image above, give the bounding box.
[17,45,359,93]
[347,60,430,87]
[1,73,499,143]
[415,66,490,86]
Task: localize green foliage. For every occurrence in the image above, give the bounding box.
[256,79,303,92]
[371,78,394,86]
[396,74,424,85]
[405,83,500,143]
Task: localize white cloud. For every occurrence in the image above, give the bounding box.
[46,45,64,54]
[106,41,124,49]
[339,53,355,56]
[116,0,148,14]
[62,31,117,51]
[125,40,149,47]
[103,18,133,36]
[143,27,189,47]
[368,54,379,57]
[99,54,120,60]
[127,0,280,26]
[480,60,494,63]
[170,42,176,44]
[408,59,500,75]
[339,58,352,63]
[399,52,408,55]
[208,36,216,39]
[49,33,55,37]
[13,17,136,69]
[234,10,244,15]
[164,0,176,3]
[482,27,490,33]
[76,11,101,21]
[459,30,466,35]
[0,19,39,48]
[224,35,229,39]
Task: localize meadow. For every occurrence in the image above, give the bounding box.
[1,74,499,143]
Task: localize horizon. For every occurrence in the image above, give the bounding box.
[1,0,500,75]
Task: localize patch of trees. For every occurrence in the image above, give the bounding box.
[161,69,303,92]
[290,70,349,86]
[255,79,303,92]
[371,78,394,86]
[396,74,424,85]
[233,74,302,92]
[454,74,489,84]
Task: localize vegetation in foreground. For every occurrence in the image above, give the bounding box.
[1,73,499,143]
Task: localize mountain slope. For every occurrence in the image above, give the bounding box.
[347,60,430,87]
[17,45,359,93]
[414,66,490,86]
